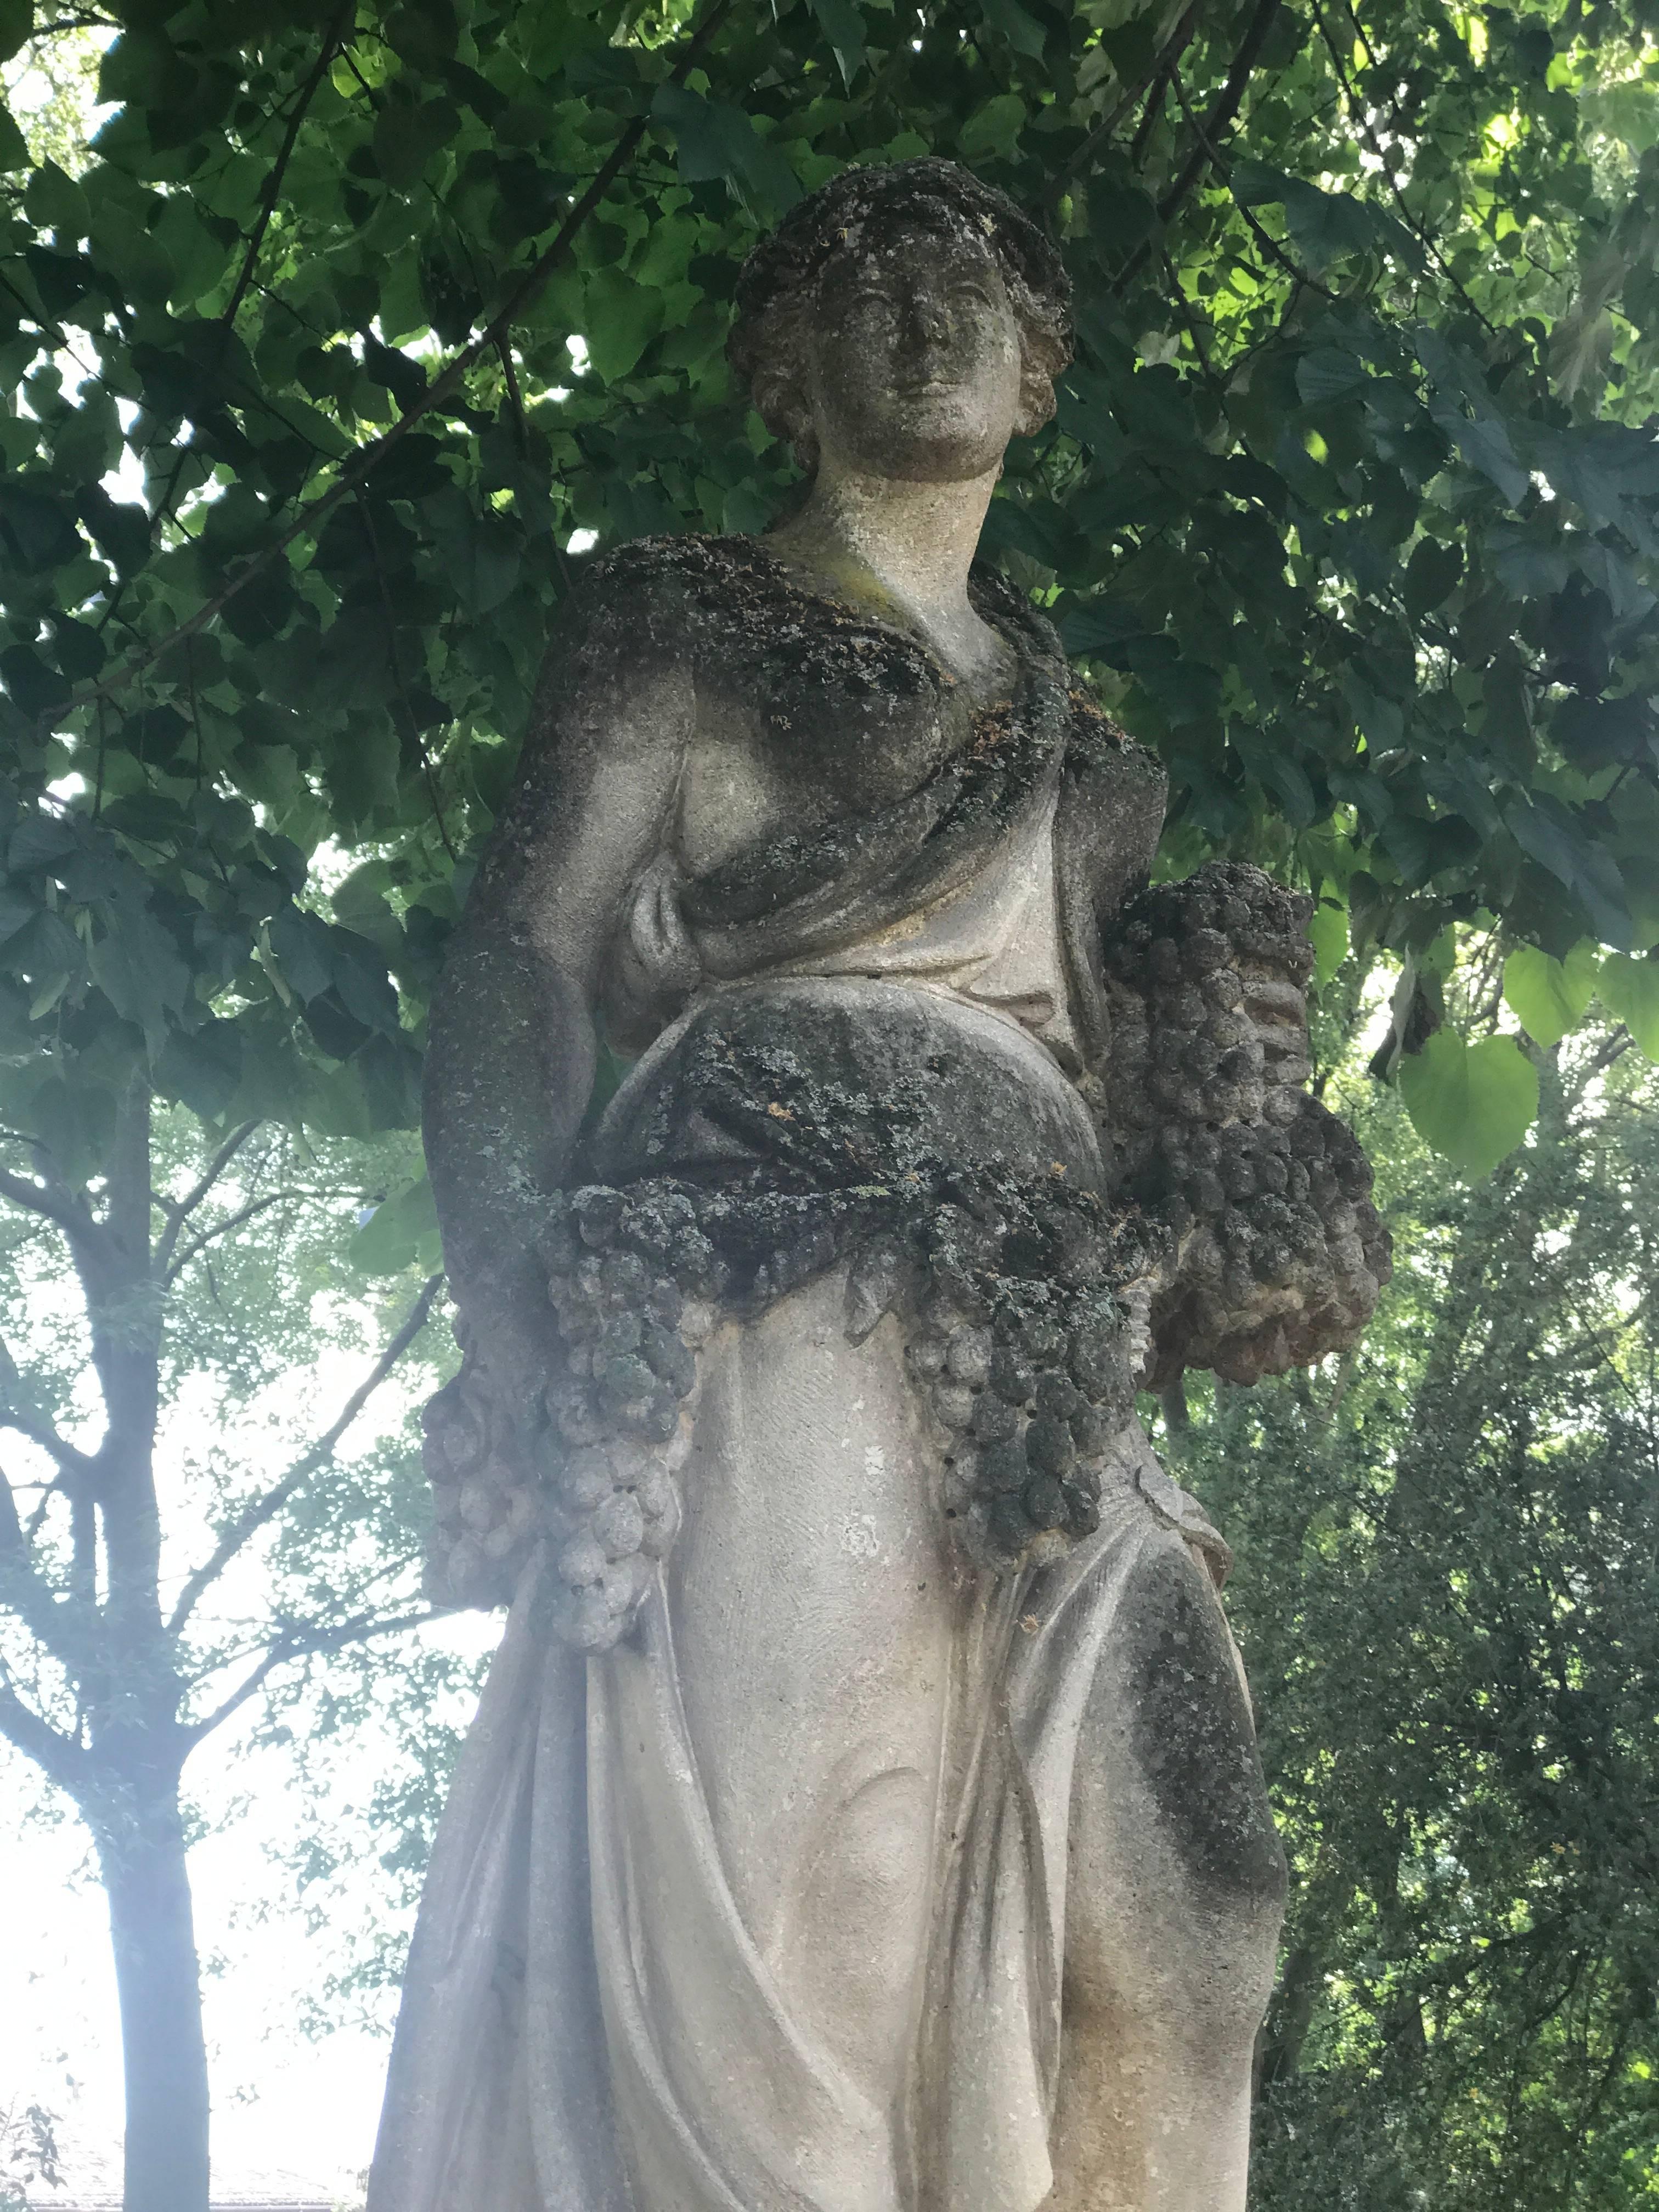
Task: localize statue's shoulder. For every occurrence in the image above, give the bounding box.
[1064,679,1164,789]
[559,531,799,646]
[966,561,1163,779]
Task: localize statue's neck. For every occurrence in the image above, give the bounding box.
[769,456,1009,689]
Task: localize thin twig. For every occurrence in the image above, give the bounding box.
[0,1667,81,1788]
[153,1119,261,1272]
[0,1466,79,1666]
[1168,61,1336,298]
[0,1161,100,1252]
[1157,0,1283,224]
[1048,0,1204,207]
[223,1,356,328]
[495,332,529,449]
[166,1272,443,1633]
[1110,0,1285,295]
[0,1412,97,1481]
[1306,0,1503,341]
[163,1188,316,1288]
[184,1604,445,1743]
[357,493,459,864]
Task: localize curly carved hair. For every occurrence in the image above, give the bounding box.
[727,157,1073,474]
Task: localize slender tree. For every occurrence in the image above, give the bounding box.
[0,1092,447,2212]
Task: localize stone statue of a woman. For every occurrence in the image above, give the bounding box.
[368,159,1390,2212]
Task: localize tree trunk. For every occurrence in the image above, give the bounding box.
[93,1781,210,2212]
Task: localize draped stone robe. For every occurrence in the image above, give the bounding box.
[368,539,1338,2212]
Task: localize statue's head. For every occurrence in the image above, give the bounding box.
[729,157,1072,485]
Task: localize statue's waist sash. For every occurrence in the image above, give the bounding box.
[588,975,1104,1194]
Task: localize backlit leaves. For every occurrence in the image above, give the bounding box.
[1399,1028,1541,1178]
[0,0,1646,1179]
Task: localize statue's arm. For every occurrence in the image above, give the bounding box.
[423,595,693,1381]
[1100,862,1392,1386]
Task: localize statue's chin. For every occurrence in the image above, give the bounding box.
[821,400,1011,486]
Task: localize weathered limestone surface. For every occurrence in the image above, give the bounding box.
[369,159,1390,2212]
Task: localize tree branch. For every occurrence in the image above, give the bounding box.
[0,1664,82,1792]
[1167,59,1336,298]
[1156,0,1282,227]
[1305,0,1502,341]
[0,1410,97,1482]
[162,1187,317,1289]
[0,1463,79,1667]
[222,2,356,328]
[37,0,733,740]
[0,1160,100,1253]
[183,1605,445,1745]
[1108,0,1284,296]
[166,1273,443,1634]
[153,1120,262,1275]
[1047,0,1204,208]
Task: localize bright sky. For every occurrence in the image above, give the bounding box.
[4,1607,500,2203]
[0,32,515,2200]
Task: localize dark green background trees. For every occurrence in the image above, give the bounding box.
[1187,1008,1659,2209]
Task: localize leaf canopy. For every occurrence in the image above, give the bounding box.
[0,0,1656,1169]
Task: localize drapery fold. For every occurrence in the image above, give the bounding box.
[370,1434,1183,2212]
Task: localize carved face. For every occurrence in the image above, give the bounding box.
[804,228,1031,483]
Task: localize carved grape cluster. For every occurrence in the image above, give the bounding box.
[426,1163,1180,1624]
[1099,859,1391,1385]
[912,1282,1135,1568]
[538,1187,713,1651]
[422,1359,538,1610]
[1101,861,1315,1183]
[882,1188,1167,1570]
[1149,1099,1390,1383]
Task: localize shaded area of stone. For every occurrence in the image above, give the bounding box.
[1101,859,1393,1385]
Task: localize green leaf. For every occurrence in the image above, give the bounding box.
[1403,537,1462,616]
[155,1020,244,1120]
[88,900,190,1057]
[1488,527,1570,599]
[348,1172,442,1276]
[980,0,1047,59]
[24,159,88,236]
[1309,897,1349,986]
[372,92,460,190]
[1400,1029,1539,1178]
[958,94,1025,163]
[1506,797,1632,948]
[0,102,29,172]
[579,265,664,385]
[1430,402,1528,505]
[1280,182,1385,273]
[650,83,799,212]
[1597,952,1659,1060]
[1296,347,1371,408]
[1502,941,1599,1048]
[806,0,867,75]
[0,4,32,66]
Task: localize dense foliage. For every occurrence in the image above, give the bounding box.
[1177,1001,1659,2209]
[0,0,1654,1199]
